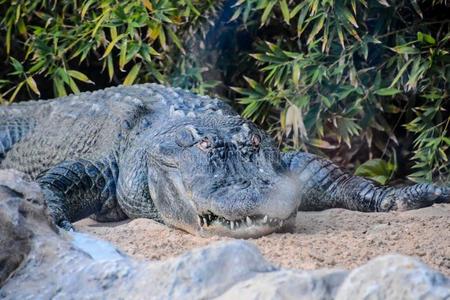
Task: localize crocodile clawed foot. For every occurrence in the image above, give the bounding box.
[433,186,450,204]
[386,183,450,211]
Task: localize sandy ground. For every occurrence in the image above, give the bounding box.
[76,204,450,276]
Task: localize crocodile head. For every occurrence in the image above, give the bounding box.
[146,116,299,238]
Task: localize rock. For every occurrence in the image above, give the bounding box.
[217,269,348,300]
[145,241,276,299]
[1,169,449,300]
[335,254,450,300]
[0,169,43,286]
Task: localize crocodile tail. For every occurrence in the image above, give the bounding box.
[283,152,449,212]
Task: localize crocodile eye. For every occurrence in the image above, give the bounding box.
[198,138,211,151]
[176,127,195,147]
[251,134,261,148]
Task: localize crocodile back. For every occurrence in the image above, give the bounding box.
[0,85,153,177]
[0,84,236,178]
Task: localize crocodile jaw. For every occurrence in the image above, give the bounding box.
[191,211,297,238]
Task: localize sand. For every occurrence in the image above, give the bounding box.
[76,204,450,276]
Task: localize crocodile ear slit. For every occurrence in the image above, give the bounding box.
[197,138,212,151]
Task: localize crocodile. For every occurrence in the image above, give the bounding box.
[0,83,448,238]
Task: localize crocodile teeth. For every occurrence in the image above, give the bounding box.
[199,213,288,230]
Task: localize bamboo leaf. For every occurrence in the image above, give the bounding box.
[15,4,21,23]
[123,63,141,85]
[229,7,242,22]
[337,24,345,48]
[91,12,109,38]
[389,60,413,87]
[110,27,117,40]
[292,63,300,85]
[377,0,390,7]
[9,57,24,73]
[374,87,401,96]
[81,0,95,19]
[68,77,80,94]
[410,0,423,18]
[9,81,25,102]
[296,4,309,36]
[186,0,201,16]
[351,0,356,14]
[166,28,185,54]
[101,34,125,59]
[443,137,450,146]
[307,14,325,44]
[68,70,94,84]
[342,8,358,28]
[261,1,276,25]
[159,27,167,49]
[56,68,71,84]
[6,26,12,55]
[119,39,128,71]
[53,77,66,97]
[309,138,338,149]
[17,18,27,37]
[107,55,114,81]
[310,0,319,15]
[392,45,420,54]
[423,33,436,45]
[148,24,161,41]
[290,2,307,18]
[142,0,153,11]
[243,76,259,89]
[233,0,246,6]
[280,0,290,24]
[26,76,40,96]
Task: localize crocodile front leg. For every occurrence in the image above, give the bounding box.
[283,152,449,212]
[37,157,125,229]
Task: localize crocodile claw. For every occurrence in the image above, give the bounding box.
[390,184,450,211]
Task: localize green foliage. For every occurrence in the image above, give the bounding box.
[231,0,450,183]
[1,0,449,183]
[0,0,221,101]
[355,158,397,185]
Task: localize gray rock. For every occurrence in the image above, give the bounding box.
[145,241,276,299]
[217,269,348,300]
[0,169,42,286]
[335,254,450,300]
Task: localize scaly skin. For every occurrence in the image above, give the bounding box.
[0,84,448,238]
[283,152,449,212]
